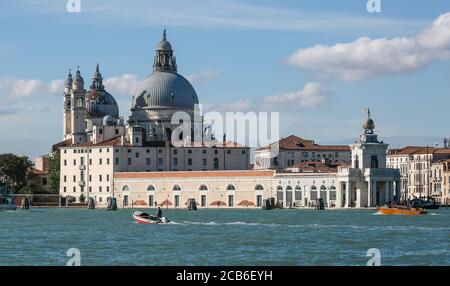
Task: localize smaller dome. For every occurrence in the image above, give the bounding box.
[363,118,375,130]
[103,115,114,126]
[157,40,172,51]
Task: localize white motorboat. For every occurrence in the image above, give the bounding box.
[132,210,170,224]
[0,196,16,211]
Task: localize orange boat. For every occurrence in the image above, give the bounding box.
[377,206,427,215]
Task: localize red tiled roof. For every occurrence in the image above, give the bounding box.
[388,146,450,155]
[256,135,349,152]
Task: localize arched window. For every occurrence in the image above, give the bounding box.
[295,185,301,190]
[254,184,264,191]
[286,186,292,191]
[277,185,283,191]
[172,184,181,191]
[320,185,327,191]
[226,184,236,191]
[310,185,317,190]
[122,185,130,192]
[199,184,208,191]
[147,185,155,191]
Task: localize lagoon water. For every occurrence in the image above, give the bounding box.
[0,208,449,265]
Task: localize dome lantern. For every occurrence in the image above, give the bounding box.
[153,29,177,73]
[362,108,375,134]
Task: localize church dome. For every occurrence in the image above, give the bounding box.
[131,30,198,110]
[85,64,119,118]
[132,71,198,109]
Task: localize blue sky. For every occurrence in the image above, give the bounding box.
[0,0,449,159]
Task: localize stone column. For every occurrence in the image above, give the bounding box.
[385,181,390,204]
[367,179,372,208]
[336,183,342,208]
[345,181,350,208]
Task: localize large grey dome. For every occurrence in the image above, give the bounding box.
[132,71,199,110]
[86,89,119,117]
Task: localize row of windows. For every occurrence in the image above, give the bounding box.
[286,151,346,158]
[63,174,110,182]
[62,186,110,192]
[65,147,246,155]
[122,183,248,192]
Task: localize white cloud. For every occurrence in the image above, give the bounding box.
[287,13,450,81]
[0,78,63,100]
[103,73,141,96]
[186,70,220,85]
[262,82,331,110]
[209,82,330,113]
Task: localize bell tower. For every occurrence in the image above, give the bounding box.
[63,69,73,140]
[70,66,87,144]
[153,30,177,73]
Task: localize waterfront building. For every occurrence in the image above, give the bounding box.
[113,111,400,209]
[58,31,249,205]
[387,145,450,202]
[254,135,351,170]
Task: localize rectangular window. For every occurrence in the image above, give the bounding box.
[128,158,131,165]
[64,175,67,182]
[242,150,246,154]
[146,158,151,165]
[256,195,262,207]
[89,159,92,165]
[173,149,178,155]
[99,148,102,153]
[106,186,109,192]
[99,175,102,182]
[202,158,207,166]
[149,195,154,207]
[146,149,150,153]
[158,149,162,154]
[135,152,139,158]
[128,149,131,153]
[202,149,207,154]
[173,158,178,166]
[89,186,92,192]
[63,187,66,192]
[214,149,218,155]
[64,150,67,154]
[115,158,119,165]
[107,158,110,165]
[107,174,110,182]
[175,195,180,207]
[106,148,109,153]
[115,148,119,153]
[227,150,231,154]
[64,160,67,166]
[188,149,192,154]
[158,158,163,165]
[89,175,92,182]
[188,158,192,166]
[73,175,76,182]
[73,186,76,192]
[99,186,102,192]
[99,158,102,165]
[201,195,206,207]
[73,159,76,166]
[228,195,234,207]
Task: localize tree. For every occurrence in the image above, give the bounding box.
[47,150,60,193]
[0,153,32,193]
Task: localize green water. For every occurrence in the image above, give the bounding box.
[0,208,449,265]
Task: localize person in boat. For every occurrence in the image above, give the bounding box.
[156,206,162,219]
